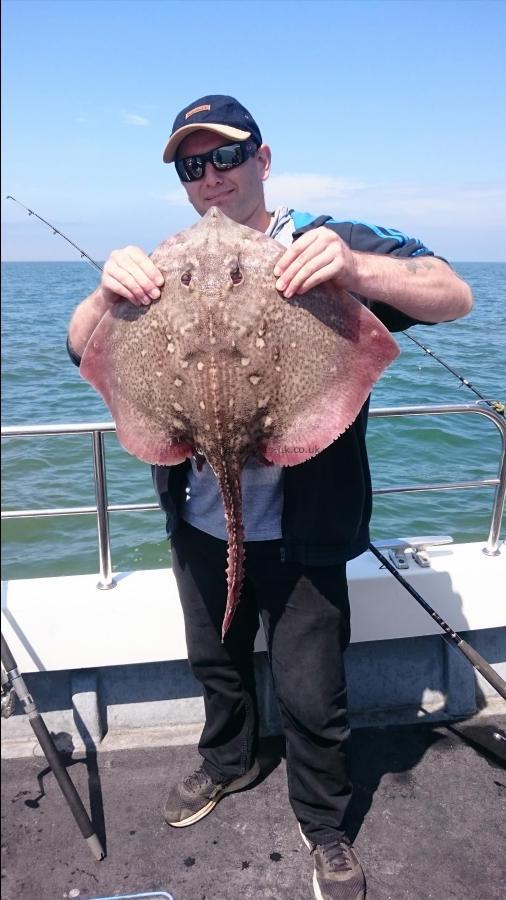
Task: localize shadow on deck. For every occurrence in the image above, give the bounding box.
[2,714,505,900]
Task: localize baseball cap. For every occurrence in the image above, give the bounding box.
[163,94,262,163]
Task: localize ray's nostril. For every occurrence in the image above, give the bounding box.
[231,268,243,285]
[181,272,192,286]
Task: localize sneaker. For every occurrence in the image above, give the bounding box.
[164,759,260,827]
[299,823,366,900]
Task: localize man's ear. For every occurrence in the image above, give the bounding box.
[256,143,272,182]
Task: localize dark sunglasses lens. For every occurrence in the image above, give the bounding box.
[185,157,204,181]
[174,156,204,182]
[212,144,244,170]
[174,159,191,181]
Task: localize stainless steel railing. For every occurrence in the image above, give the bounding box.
[1,403,505,589]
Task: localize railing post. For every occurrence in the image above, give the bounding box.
[483,413,506,556]
[91,430,115,589]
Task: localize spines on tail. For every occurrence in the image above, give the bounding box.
[207,455,246,641]
[222,519,246,641]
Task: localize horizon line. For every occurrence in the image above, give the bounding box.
[2,257,506,265]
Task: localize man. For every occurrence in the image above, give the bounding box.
[68,95,472,900]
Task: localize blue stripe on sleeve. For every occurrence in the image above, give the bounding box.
[290,211,320,229]
[347,220,411,246]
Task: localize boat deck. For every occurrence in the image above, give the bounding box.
[2,713,505,900]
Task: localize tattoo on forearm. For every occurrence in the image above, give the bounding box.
[403,259,436,274]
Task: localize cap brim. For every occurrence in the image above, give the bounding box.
[163,124,252,163]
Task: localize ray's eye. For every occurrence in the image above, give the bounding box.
[181,272,192,286]
[231,267,243,285]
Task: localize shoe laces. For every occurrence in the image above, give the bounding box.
[183,766,213,794]
[312,838,353,872]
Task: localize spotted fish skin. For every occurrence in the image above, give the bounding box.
[80,207,399,639]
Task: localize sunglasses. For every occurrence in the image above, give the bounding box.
[175,140,259,183]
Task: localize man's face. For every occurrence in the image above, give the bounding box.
[176,130,271,228]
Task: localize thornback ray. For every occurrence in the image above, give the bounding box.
[80,207,399,639]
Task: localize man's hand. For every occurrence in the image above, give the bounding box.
[102,246,165,307]
[68,246,165,358]
[273,228,356,298]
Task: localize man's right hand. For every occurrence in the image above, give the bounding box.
[102,246,165,307]
[68,246,166,359]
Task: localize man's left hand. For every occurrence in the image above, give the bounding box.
[273,227,356,298]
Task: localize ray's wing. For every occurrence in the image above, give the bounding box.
[258,284,400,466]
[80,233,196,466]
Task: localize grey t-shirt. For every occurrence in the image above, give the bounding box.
[181,207,295,541]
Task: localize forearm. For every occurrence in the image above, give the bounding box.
[275,227,473,323]
[67,286,110,358]
[348,253,473,323]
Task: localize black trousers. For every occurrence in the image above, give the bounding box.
[171,520,353,844]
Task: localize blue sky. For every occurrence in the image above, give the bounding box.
[2,0,505,261]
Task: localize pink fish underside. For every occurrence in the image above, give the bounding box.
[80,207,400,640]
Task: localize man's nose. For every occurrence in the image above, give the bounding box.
[202,160,223,186]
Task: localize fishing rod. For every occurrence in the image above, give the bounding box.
[6,195,103,273]
[368,543,506,701]
[401,330,504,415]
[1,633,105,860]
[7,195,503,414]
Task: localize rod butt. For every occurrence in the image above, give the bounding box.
[86,832,105,861]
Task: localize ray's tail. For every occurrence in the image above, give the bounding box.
[210,455,246,641]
